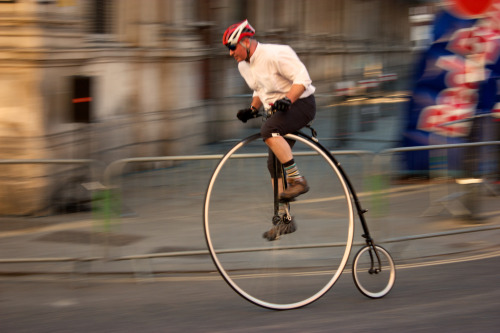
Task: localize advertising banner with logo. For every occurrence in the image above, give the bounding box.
[401,0,500,176]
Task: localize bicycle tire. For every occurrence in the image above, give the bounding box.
[352,245,396,299]
[203,132,355,310]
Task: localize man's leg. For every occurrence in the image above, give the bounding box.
[265,136,293,164]
[265,136,309,201]
[264,175,297,241]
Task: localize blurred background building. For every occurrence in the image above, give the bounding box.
[0,0,431,215]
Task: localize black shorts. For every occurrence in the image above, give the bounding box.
[261,94,316,140]
[262,95,316,178]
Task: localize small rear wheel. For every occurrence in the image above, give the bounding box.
[352,245,395,299]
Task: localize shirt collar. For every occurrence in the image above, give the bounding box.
[249,42,261,64]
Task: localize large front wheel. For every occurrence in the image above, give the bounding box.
[203,133,355,310]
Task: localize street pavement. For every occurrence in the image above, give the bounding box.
[1,94,500,277]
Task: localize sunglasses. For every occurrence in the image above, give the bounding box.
[226,43,237,51]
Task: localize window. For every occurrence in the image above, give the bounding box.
[90,0,112,34]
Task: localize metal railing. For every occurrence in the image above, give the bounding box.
[1,142,499,277]
[103,149,374,188]
[373,141,500,218]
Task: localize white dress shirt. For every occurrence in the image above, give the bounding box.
[238,43,316,110]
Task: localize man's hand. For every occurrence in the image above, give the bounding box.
[273,97,292,112]
[237,107,258,123]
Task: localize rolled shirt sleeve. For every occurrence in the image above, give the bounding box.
[275,45,313,91]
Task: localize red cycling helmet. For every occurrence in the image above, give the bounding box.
[222,19,255,50]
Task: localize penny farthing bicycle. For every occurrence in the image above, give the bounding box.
[203,110,395,310]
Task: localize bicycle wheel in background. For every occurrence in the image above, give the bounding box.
[203,132,354,310]
[352,245,396,299]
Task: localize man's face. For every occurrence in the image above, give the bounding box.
[229,41,247,62]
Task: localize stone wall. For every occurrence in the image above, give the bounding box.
[0,0,416,215]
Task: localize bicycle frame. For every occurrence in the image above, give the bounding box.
[270,153,293,225]
[260,109,379,250]
[272,153,282,221]
[203,124,395,308]
[290,129,384,272]
[292,130,372,237]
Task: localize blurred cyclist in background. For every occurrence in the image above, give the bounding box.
[222,19,316,241]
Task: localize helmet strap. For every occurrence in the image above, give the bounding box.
[242,39,253,62]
